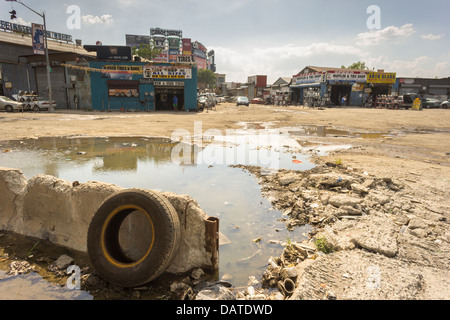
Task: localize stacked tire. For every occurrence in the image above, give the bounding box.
[17,91,39,111]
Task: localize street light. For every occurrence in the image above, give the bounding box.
[6,0,54,112]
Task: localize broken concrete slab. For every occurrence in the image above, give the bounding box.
[0,167,219,275]
[328,194,363,208]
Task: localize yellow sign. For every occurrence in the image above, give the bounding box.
[412,98,422,111]
[366,72,396,84]
[103,65,143,74]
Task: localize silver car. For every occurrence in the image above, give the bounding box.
[0,96,23,112]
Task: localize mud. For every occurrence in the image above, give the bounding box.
[1,104,449,300]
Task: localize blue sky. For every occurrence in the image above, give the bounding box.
[1,0,449,83]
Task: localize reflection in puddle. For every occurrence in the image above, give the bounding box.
[0,270,93,300]
[287,125,390,139]
[0,136,314,297]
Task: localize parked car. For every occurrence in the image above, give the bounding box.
[215,96,226,103]
[421,97,441,108]
[236,96,249,106]
[32,99,55,112]
[250,97,264,104]
[0,96,24,112]
[441,100,449,109]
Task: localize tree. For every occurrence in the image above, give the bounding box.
[197,69,216,88]
[132,44,162,61]
[341,61,369,70]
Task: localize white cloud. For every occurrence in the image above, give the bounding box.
[356,24,416,46]
[212,42,367,83]
[421,33,445,41]
[82,15,114,25]
[10,17,31,26]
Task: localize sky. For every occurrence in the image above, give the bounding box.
[1,0,449,84]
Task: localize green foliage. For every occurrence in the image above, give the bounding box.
[341,61,369,70]
[314,237,333,254]
[197,69,216,87]
[132,44,162,61]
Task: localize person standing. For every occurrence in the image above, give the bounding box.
[173,95,178,112]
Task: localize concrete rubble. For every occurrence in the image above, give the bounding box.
[229,163,450,300]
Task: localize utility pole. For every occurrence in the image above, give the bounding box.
[6,0,54,112]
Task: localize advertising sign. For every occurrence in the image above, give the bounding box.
[292,72,325,85]
[152,49,168,63]
[366,72,396,84]
[32,23,45,55]
[195,57,207,70]
[327,71,367,83]
[182,38,192,54]
[125,34,150,49]
[153,36,166,48]
[168,37,180,50]
[193,49,207,59]
[168,49,179,63]
[143,65,192,79]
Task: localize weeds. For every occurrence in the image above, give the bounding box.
[314,237,333,254]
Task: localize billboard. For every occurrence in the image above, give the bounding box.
[168,37,180,50]
[125,34,150,49]
[182,38,191,54]
[196,57,207,70]
[153,36,166,48]
[152,49,168,62]
[168,49,179,63]
[32,23,45,55]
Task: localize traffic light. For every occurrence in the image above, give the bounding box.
[10,10,17,19]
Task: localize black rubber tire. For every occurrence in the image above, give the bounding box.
[87,189,181,287]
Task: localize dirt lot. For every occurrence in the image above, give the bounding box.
[1,103,449,300]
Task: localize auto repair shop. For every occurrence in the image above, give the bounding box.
[87,57,198,111]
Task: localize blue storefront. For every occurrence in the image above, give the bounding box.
[89,61,198,112]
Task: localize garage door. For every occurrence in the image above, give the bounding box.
[35,66,67,109]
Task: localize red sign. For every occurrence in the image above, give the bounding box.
[182,38,191,54]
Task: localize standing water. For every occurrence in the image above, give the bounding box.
[0,134,314,296]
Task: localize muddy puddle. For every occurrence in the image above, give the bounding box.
[285,125,390,139]
[0,134,315,299]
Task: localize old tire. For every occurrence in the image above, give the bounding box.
[87,189,181,287]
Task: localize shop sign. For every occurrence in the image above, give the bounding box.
[177,55,195,64]
[327,71,367,83]
[352,83,365,91]
[103,65,143,74]
[0,19,72,42]
[366,72,396,84]
[109,88,139,98]
[154,81,185,87]
[292,72,325,85]
[139,78,154,84]
[143,66,192,79]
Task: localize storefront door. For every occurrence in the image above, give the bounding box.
[154,85,184,111]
